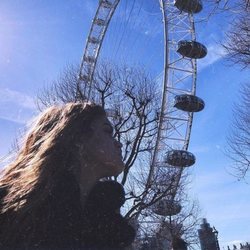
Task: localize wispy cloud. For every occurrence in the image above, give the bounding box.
[190,145,211,154]
[199,43,227,71]
[0,88,36,109]
[82,1,97,18]
[0,88,37,124]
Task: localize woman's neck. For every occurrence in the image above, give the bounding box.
[78,162,100,208]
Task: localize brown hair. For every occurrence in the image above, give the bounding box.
[0,102,106,247]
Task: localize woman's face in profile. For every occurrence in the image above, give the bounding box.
[85,115,124,177]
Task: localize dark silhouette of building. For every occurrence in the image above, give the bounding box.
[227,243,250,250]
[198,218,220,250]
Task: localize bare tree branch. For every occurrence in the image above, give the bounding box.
[223,5,250,68]
[227,82,250,180]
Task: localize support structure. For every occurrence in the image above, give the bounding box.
[142,0,207,219]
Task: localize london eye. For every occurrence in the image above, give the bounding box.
[78,0,207,244]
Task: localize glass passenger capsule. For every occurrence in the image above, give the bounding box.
[152,199,182,216]
[88,37,100,44]
[94,18,106,26]
[174,0,203,13]
[80,74,90,82]
[101,0,113,8]
[84,56,95,63]
[174,94,205,112]
[165,150,195,167]
[177,40,207,59]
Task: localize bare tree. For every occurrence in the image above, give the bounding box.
[223,2,250,68]
[227,82,250,180]
[131,184,202,249]
[154,199,201,250]
[219,0,250,180]
[204,0,249,13]
[37,63,80,109]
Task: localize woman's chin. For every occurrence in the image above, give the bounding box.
[104,160,125,177]
[115,162,125,175]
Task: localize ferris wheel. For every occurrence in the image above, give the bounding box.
[79,0,207,229]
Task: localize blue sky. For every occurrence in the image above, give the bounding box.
[0,0,249,248]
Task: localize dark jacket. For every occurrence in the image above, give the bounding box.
[0,174,135,250]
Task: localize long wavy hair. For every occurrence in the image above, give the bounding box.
[0,102,106,248]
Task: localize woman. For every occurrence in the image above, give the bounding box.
[0,102,134,249]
